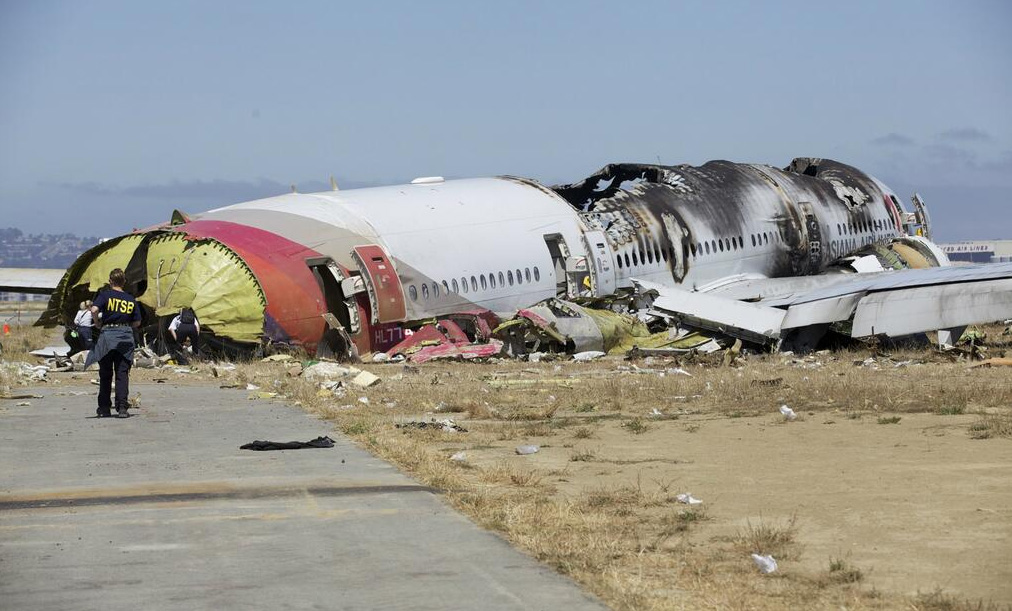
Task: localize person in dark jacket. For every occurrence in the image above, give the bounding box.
[168,307,200,363]
[85,269,141,418]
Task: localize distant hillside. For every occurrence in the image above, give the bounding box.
[0,227,99,269]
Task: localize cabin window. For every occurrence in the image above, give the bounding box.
[704,241,710,254]
[617,255,624,269]
[480,275,487,290]
[432,282,440,298]
[471,276,478,292]
[525,268,532,283]
[489,273,496,289]
[718,239,724,253]
[690,243,696,257]
[624,253,631,267]
[654,244,661,263]
[442,280,450,295]
[533,267,540,282]
[751,234,756,248]
[764,233,769,245]
[452,278,459,293]
[516,269,522,284]
[507,270,514,286]
[662,246,669,262]
[632,251,639,266]
[498,271,505,287]
[409,285,418,302]
[639,248,646,264]
[421,284,430,300]
[646,246,654,264]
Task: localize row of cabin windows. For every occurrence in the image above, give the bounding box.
[690,231,781,258]
[407,266,541,302]
[837,218,888,236]
[615,239,674,270]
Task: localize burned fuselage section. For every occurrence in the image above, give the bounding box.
[549,158,942,298]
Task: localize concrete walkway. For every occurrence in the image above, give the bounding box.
[0,384,606,610]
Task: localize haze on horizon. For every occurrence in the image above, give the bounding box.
[1,1,1010,242]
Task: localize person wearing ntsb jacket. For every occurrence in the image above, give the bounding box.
[85,269,141,418]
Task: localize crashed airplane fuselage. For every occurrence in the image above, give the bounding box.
[39,158,949,356]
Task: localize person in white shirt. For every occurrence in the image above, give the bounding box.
[73,300,94,350]
[168,307,200,362]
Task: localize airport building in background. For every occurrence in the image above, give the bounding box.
[939,240,1012,264]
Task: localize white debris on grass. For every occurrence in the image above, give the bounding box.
[246,383,260,390]
[751,553,778,574]
[779,404,797,421]
[515,444,540,455]
[675,493,702,505]
[351,370,381,388]
[572,351,605,362]
[449,451,467,462]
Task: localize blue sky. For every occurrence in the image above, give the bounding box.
[1,0,1009,240]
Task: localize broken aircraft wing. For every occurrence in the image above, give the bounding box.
[640,261,1012,350]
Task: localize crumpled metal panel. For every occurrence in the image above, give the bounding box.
[139,233,266,343]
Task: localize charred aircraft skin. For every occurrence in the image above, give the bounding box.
[550,158,936,292]
[39,158,946,357]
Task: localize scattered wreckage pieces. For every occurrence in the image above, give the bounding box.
[397,418,468,433]
[385,319,505,364]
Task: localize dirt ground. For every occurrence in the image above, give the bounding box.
[4,320,1012,609]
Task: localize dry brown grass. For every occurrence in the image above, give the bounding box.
[968,411,1012,440]
[214,348,1012,611]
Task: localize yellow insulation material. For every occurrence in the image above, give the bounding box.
[138,234,265,343]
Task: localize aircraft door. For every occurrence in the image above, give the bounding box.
[351,245,407,324]
[542,234,576,297]
[580,230,617,297]
[798,202,823,271]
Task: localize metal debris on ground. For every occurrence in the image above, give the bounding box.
[779,405,798,421]
[515,444,540,455]
[396,418,468,433]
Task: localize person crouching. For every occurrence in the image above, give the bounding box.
[85,269,141,418]
[169,307,200,364]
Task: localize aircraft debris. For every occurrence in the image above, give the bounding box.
[19,155,1012,362]
[751,553,778,574]
[515,444,540,455]
[779,405,798,421]
[675,493,703,505]
[397,419,467,433]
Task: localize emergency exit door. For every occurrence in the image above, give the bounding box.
[351,245,406,323]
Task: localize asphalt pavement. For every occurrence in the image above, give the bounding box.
[0,383,606,610]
